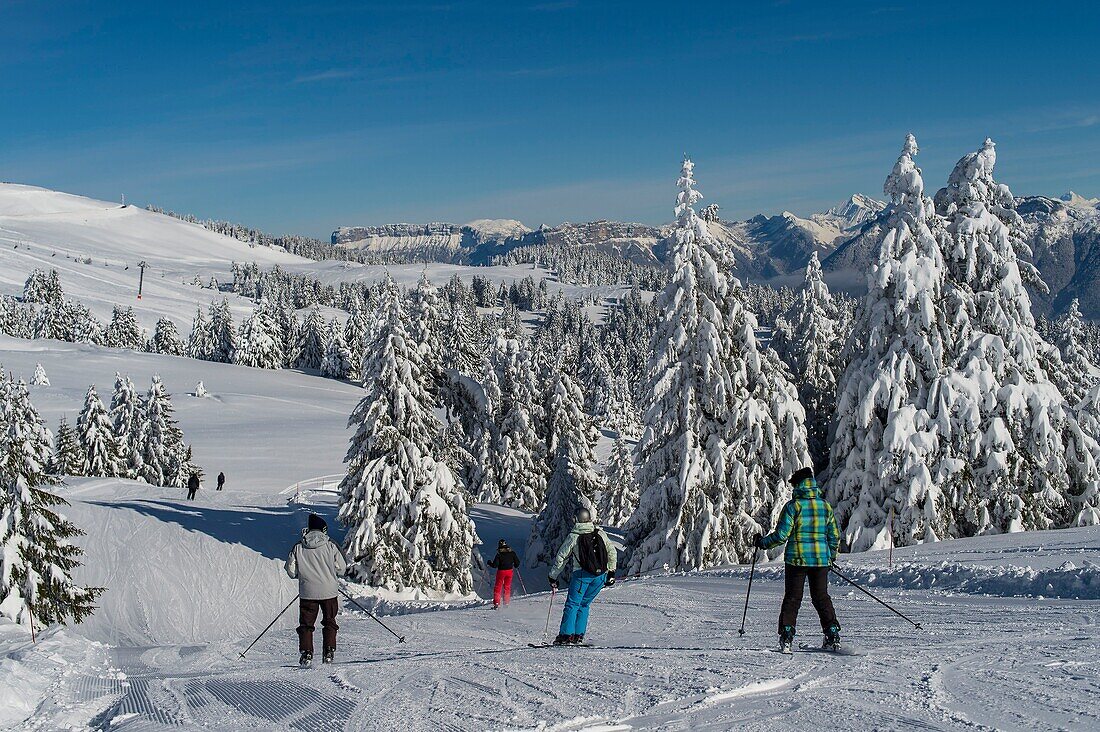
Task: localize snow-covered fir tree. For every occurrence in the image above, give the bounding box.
[50,417,82,477]
[526,368,602,568]
[294,306,327,370]
[110,373,144,480]
[139,375,192,488]
[76,384,121,478]
[338,277,477,594]
[626,158,808,572]
[771,251,841,471]
[342,295,370,382]
[409,273,445,395]
[934,138,1100,533]
[30,363,49,387]
[0,374,100,625]
[148,318,185,356]
[234,299,284,369]
[487,335,547,511]
[599,436,638,527]
[320,320,355,380]
[103,306,144,350]
[829,135,961,551]
[209,299,237,363]
[195,381,208,398]
[1052,299,1098,405]
[187,306,215,361]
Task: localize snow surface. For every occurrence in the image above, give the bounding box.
[2,183,1099,730]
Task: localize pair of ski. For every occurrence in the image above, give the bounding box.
[774,643,862,657]
[527,641,595,648]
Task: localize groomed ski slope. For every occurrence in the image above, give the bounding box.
[5,491,1099,731]
[0,338,1097,731]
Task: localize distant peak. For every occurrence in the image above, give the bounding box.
[1059,191,1100,208]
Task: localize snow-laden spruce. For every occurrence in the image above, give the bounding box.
[1052,299,1098,405]
[829,134,962,550]
[0,373,100,625]
[103,306,144,350]
[294,306,327,371]
[76,385,121,478]
[934,138,1100,532]
[338,277,477,594]
[139,375,193,488]
[484,334,547,512]
[526,368,601,568]
[320,320,355,380]
[771,251,841,471]
[50,417,81,477]
[148,318,185,357]
[831,135,1100,550]
[30,363,49,387]
[599,435,638,527]
[626,159,809,572]
[110,373,144,479]
[234,298,284,370]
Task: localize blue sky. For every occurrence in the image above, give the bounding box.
[2,0,1098,237]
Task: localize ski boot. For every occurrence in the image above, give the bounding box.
[570,634,585,646]
[779,626,795,655]
[552,634,571,646]
[822,625,841,652]
[322,648,335,664]
[299,651,313,668]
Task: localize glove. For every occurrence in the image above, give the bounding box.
[753,534,766,549]
[605,572,616,588]
[548,576,559,590]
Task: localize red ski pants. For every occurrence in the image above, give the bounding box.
[493,569,514,607]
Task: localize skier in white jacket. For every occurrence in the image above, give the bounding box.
[285,513,347,666]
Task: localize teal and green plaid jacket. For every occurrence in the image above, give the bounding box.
[760,479,839,567]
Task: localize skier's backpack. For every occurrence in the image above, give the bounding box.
[576,530,609,574]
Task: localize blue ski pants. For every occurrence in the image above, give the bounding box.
[558,569,606,636]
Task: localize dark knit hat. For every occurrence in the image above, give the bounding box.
[308,513,328,532]
[789,467,815,486]
[498,539,509,548]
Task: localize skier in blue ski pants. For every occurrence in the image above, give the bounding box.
[547,509,617,645]
[559,570,606,637]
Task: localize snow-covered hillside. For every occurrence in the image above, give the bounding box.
[0,184,304,329]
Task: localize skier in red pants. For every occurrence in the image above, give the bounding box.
[488,539,520,609]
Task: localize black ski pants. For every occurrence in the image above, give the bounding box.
[186,487,198,500]
[298,597,339,653]
[778,564,838,635]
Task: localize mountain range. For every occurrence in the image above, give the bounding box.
[332,191,1100,318]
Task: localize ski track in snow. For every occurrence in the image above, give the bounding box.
[11,562,1099,731]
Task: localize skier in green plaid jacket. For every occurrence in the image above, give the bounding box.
[756,467,843,652]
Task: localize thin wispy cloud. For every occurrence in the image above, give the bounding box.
[292,68,358,84]
[530,1,579,11]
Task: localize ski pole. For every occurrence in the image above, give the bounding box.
[829,565,923,630]
[515,569,529,596]
[338,588,406,643]
[240,594,298,659]
[737,549,758,637]
[542,588,557,642]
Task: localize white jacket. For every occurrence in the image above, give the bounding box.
[285,530,347,600]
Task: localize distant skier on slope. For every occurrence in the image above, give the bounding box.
[186,472,200,500]
[285,513,347,667]
[547,508,617,646]
[217,471,225,491]
[488,539,520,609]
[756,467,842,654]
